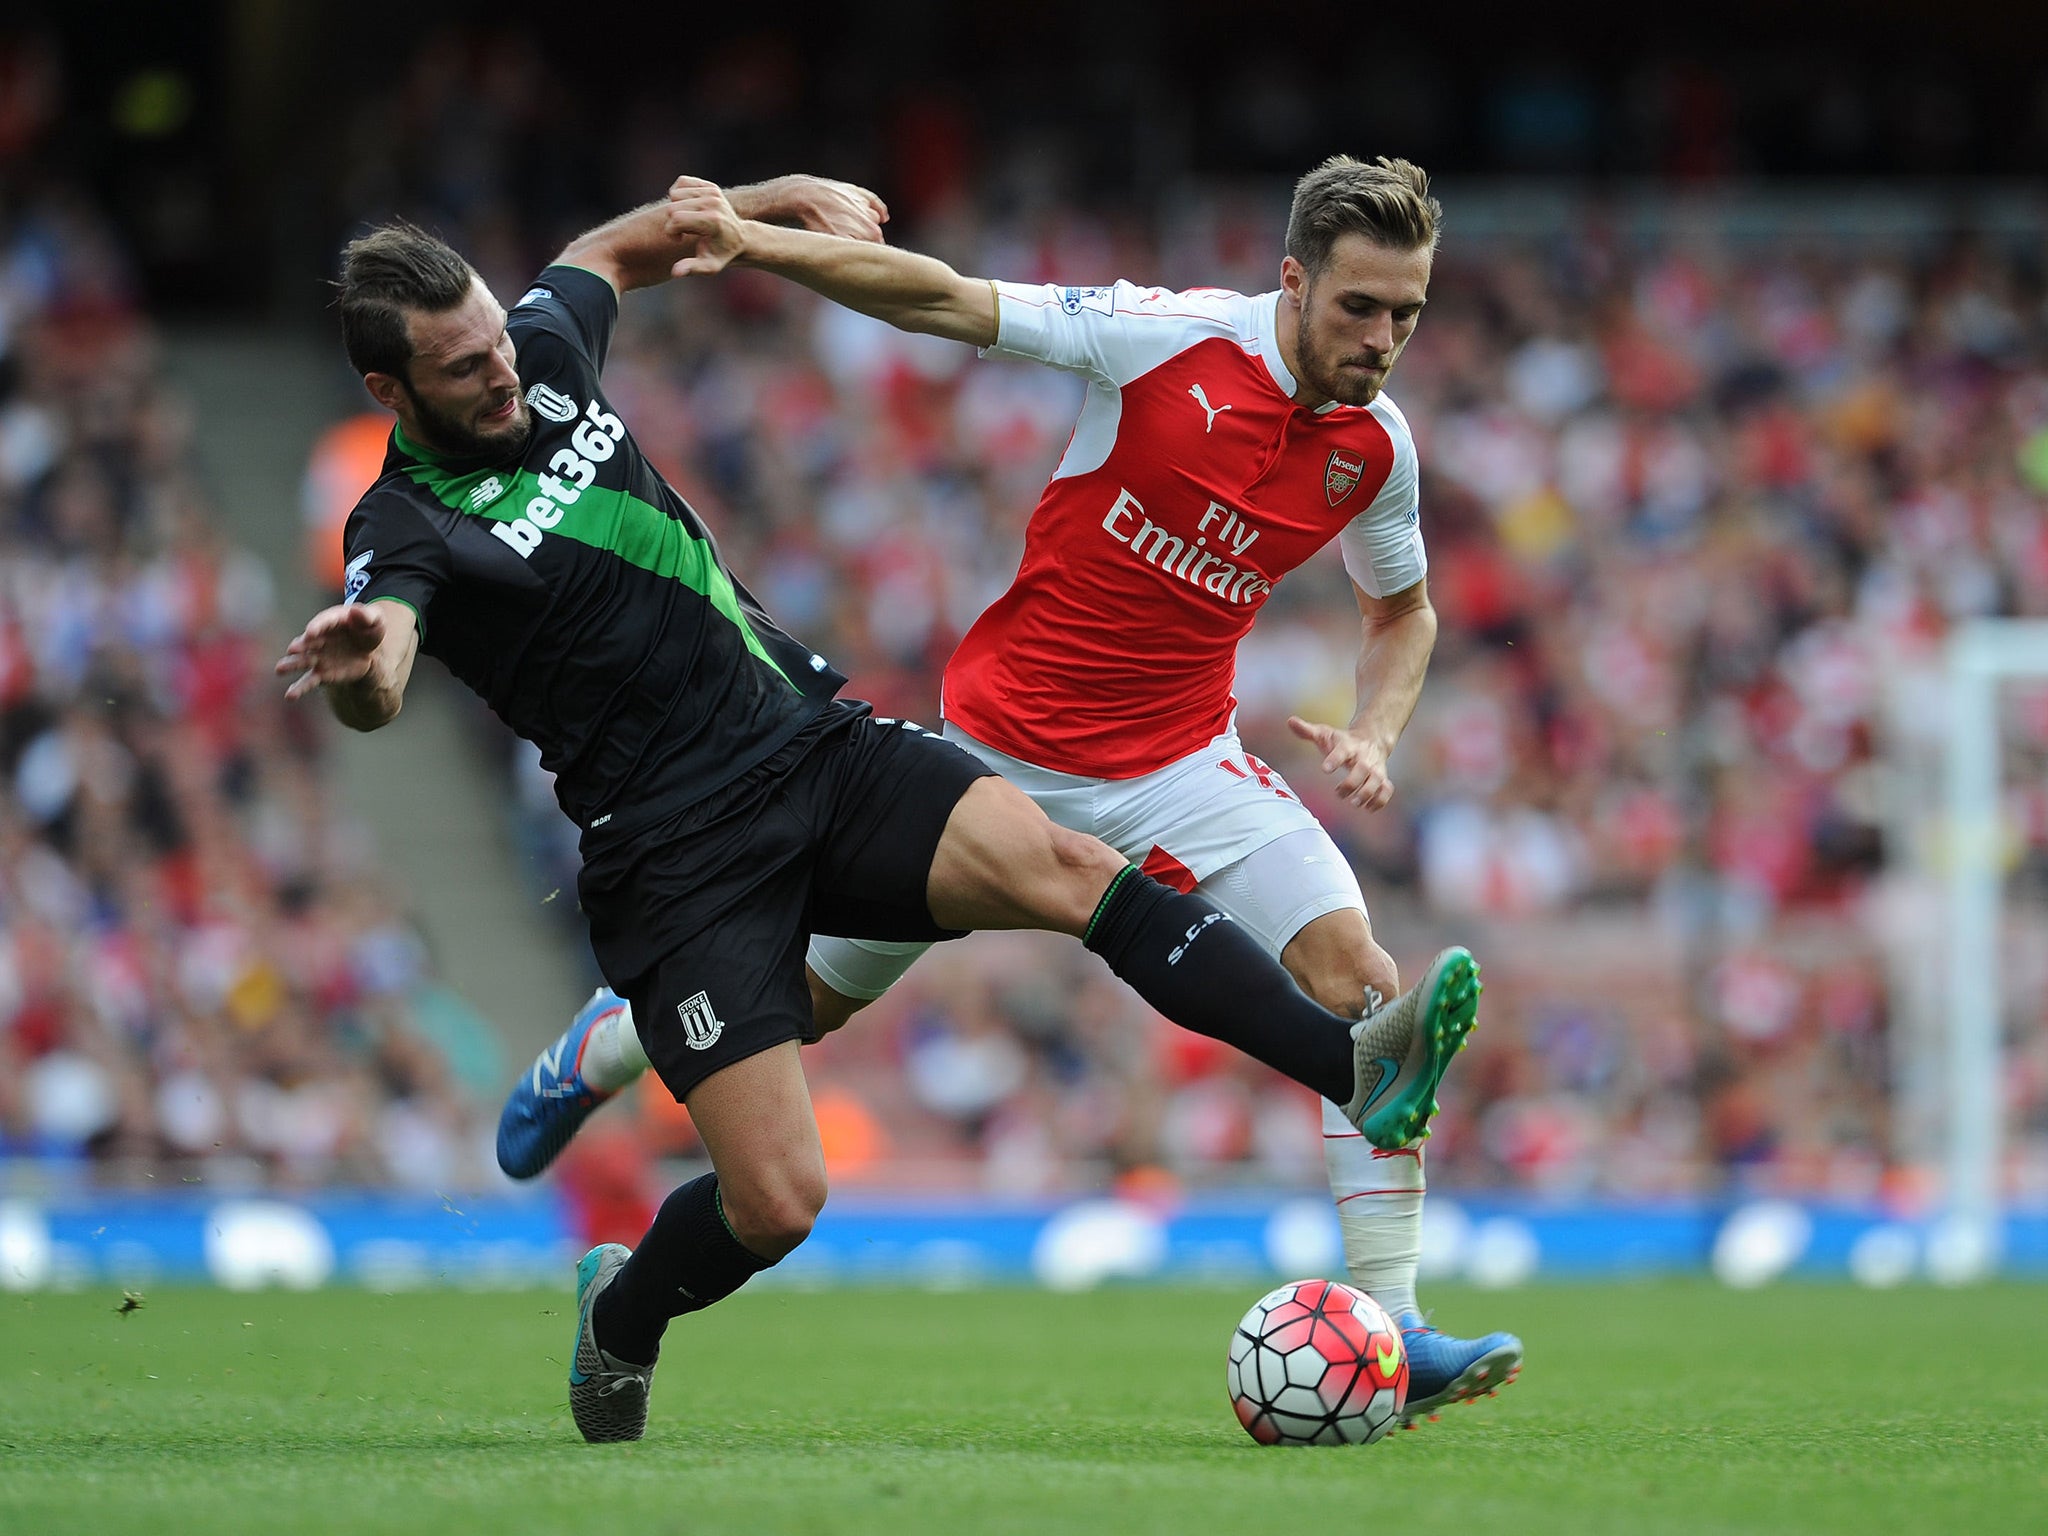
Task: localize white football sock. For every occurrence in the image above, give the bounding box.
[1322,1095,1423,1320]
[579,997,649,1093]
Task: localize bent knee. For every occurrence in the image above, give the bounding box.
[1287,931,1398,1019]
[806,968,867,1037]
[1301,970,1376,1019]
[1051,825,1125,885]
[1024,826,1127,933]
[720,1167,828,1259]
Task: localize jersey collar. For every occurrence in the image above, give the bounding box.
[1254,292,1349,417]
[390,420,522,474]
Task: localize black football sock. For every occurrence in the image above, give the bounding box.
[592,1173,775,1365]
[1083,866,1356,1104]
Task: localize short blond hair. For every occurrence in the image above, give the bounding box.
[1285,155,1442,271]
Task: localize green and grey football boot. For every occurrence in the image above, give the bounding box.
[1340,946,1482,1150]
[568,1243,656,1443]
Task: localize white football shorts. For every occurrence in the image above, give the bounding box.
[807,718,1367,999]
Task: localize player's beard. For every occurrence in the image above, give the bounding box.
[1296,298,1394,408]
[404,383,533,461]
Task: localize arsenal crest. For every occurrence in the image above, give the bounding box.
[1325,448,1366,507]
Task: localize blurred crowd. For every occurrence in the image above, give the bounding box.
[340,36,2048,1203]
[12,22,2048,1204]
[562,216,2048,1204]
[0,190,491,1189]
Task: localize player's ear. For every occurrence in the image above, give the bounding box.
[363,370,408,415]
[1280,255,1308,303]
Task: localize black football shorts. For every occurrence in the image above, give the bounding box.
[575,700,996,1101]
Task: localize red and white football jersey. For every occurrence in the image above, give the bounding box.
[943,280,1427,778]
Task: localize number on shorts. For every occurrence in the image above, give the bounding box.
[1217,754,1295,801]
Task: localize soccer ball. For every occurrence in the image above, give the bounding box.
[1226,1278,1408,1445]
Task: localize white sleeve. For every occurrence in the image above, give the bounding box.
[981,280,1243,387]
[1339,400,1428,599]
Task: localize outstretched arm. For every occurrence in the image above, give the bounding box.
[665,177,998,347]
[275,599,420,731]
[1287,576,1438,811]
[557,175,889,295]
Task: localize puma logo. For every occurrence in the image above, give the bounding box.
[1189,383,1231,432]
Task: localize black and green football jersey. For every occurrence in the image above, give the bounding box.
[342,264,846,837]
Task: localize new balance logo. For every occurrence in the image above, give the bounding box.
[468,476,507,510]
[1189,383,1231,432]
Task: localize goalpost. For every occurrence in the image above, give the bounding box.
[1940,620,2048,1277]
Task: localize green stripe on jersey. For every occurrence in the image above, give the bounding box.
[396,452,796,690]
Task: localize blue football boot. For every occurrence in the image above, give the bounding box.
[496,988,630,1180]
[1395,1310,1523,1426]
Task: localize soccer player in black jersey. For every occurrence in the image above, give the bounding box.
[277,175,1481,1443]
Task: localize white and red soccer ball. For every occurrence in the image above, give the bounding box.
[1227,1279,1408,1445]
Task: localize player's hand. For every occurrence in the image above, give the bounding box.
[275,603,385,701]
[740,173,889,243]
[1288,716,1396,811]
[665,177,746,275]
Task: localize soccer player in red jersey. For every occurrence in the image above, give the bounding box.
[500,158,1521,1422]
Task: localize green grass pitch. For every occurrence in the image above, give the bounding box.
[3,1281,2043,1535]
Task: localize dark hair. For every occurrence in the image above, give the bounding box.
[1285,155,1442,274]
[336,220,476,379]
